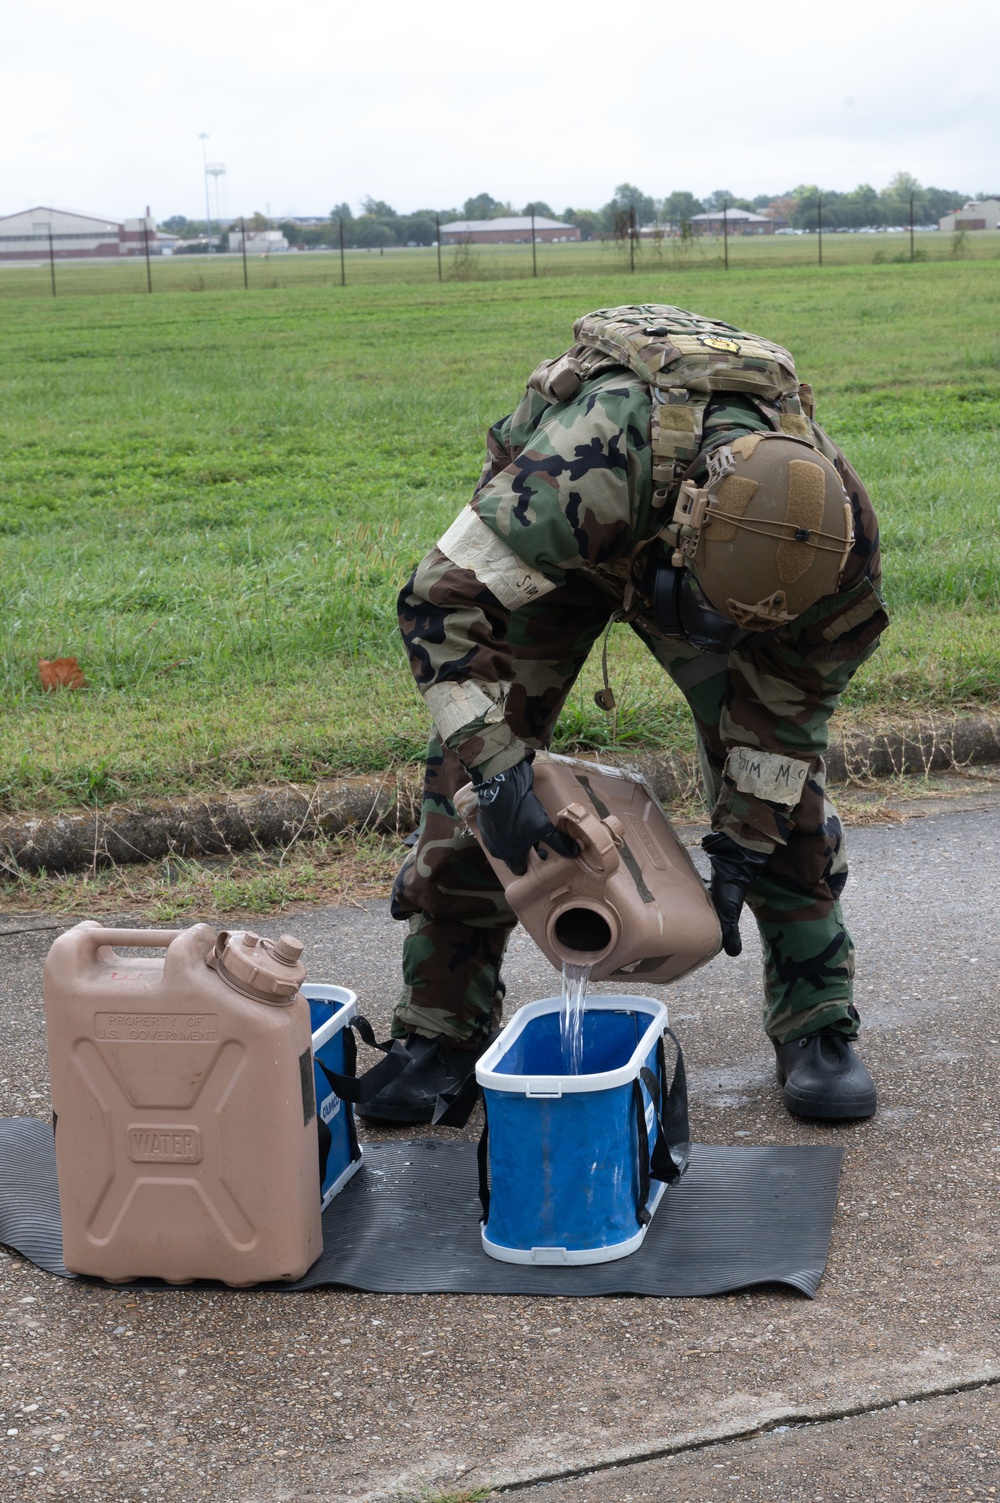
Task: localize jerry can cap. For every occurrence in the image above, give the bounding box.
[209,929,306,1005]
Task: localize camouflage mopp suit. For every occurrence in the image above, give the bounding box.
[391,306,888,1049]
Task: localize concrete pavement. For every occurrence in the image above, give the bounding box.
[1,804,998,1502]
[512,1385,998,1500]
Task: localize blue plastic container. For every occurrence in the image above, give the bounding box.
[305,984,363,1209]
[475,995,675,1264]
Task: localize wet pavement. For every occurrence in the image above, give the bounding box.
[1,804,998,1501]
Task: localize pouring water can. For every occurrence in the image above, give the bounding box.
[457,753,721,982]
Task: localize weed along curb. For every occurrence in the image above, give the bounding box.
[0,772,422,877]
[2,714,1000,878]
[626,711,1000,802]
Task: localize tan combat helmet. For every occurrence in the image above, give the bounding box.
[666,432,855,629]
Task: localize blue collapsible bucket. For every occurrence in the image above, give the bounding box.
[475,996,689,1265]
[305,984,363,1209]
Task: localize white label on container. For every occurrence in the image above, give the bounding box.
[319,1092,341,1125]
[95,1013,220,1042]
[127,1125,202,1163]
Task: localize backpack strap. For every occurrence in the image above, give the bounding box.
[650,389,709,505]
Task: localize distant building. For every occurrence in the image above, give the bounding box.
[938,199,1000,232]
[120,214,159,253]
[0,206,170,260]
[228,228,290,254]
[0,206,120,260]
[440,216,580,245]
[688,209,774,236]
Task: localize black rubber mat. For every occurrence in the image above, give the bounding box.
[0,1117,843,1297]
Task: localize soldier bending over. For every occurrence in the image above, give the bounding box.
[361,305,888,1126]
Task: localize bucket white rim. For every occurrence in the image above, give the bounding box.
[475,994,669,1095]
[304,984,358,1051]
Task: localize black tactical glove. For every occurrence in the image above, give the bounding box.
[702,831,772,957]
[472,758,579,876]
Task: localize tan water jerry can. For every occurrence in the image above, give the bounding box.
[44,922,323,1285]
[456,753,721,983]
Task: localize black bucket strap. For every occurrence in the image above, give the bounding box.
[634,1026,690,1223]
[340,1024,361,1165]
[632,1078,653,1226]
[313,1014,408,1107]
[643,1027,691,1181]
[432,1026,498,1129]
[351,1014,398,1055]
[476,1101,490,1222]
[314,1021,360,1177]
[432,1068,482,1128]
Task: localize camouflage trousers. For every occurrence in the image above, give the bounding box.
[391,594,873,1049]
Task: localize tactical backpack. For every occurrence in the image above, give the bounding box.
[527,305,858,650]
[527,304,817,515]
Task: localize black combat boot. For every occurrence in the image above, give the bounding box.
[356,1032,483,1125]
[774,1028,877,1121]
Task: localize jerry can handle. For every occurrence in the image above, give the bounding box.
[81,927,183,953]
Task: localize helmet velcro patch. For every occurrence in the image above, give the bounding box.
[730,432,767,460]
[709,476,760,542]
[776,460,827,585]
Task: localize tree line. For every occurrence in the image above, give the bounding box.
[161,174,972,247]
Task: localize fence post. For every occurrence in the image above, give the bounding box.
[143,214,153,293]
[818,194,823,266]
[48,229,56,297]
[909,191,915,261]
[436,214,442,281]
[531,208,537,277]
[629,206,636,272]
[723,199,729,270]
[339,218,346,286]
[240,218,249,289]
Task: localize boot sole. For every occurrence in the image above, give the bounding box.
[781,1082,877,1121]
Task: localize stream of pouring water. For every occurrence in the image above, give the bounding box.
[559,960,591,1074]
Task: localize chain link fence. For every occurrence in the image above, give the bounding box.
[0,226,996,300]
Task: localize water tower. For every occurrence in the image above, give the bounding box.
[206,162,227,247]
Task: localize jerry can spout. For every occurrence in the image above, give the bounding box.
[548,902,620,962]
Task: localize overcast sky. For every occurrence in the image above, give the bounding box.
[3,0,997,223]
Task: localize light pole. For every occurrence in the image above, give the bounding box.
[198,132,212,250]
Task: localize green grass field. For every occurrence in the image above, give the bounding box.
[0,255,998,814]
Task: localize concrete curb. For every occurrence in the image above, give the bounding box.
[0,771,422,878]
[2,713,999,877]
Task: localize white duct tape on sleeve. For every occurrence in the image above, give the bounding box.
[725,746,811,806]
[423,680,509,744]
[438,506,556,609]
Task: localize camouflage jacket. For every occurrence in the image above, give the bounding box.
[398,366,886,850]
